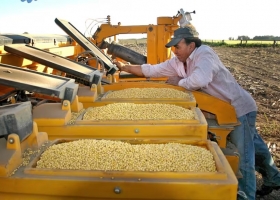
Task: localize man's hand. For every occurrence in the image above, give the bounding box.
[113,60,125,71]
[112,60,144,76]
[165,76,182,86]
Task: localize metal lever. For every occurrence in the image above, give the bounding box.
[207,131,219,144]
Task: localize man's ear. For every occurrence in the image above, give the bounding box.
[191,42,196,49]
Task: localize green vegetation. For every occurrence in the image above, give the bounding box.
[202,40,279,48]
[118,38,279,48]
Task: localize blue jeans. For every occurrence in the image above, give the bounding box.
[230,111,280,200]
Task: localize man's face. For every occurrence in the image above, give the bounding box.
[174,39,195,63]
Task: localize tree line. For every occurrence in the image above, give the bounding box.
[229,35,280,40]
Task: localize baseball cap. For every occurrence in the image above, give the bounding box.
[165,25,199,48]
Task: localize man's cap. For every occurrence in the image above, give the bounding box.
[165,25,199,48]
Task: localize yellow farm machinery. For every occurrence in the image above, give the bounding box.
[0,9,240,199]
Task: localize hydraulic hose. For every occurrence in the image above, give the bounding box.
[107,42,147,65]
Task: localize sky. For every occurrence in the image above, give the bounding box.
[0,0,279,40]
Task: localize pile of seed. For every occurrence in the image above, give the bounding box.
[83,103,195,121]
[36,139,216,172]
[68,108,85,125]
[104,88,190,99]
[10,141,50,176]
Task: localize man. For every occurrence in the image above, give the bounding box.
[113,25,280,200]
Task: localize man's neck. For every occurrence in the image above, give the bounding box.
[184,62,187,73]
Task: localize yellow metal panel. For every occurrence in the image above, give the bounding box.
[209,127,234,148]
[0,46,4,54]
[33,103,71,126]
[0,134,22,177]
[157,17,173,25]
[0,54,32,66]
[147,25,157,64]
[92,24,148,46]
[225,155,240,177]
[119,77,168,82]
[99,91,196,108]
[102,82,186,92]
[157,25,171,63]
[70,96,83,112]
[0,54,61,74]
[192,91,239,125]
[36,125,207,141]
[76,86,98,104]
[46,46,77,57]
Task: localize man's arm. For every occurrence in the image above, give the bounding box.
[113,60,144,77]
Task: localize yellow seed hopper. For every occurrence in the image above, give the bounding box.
[0,102,238,199]
[30,81,240,177]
